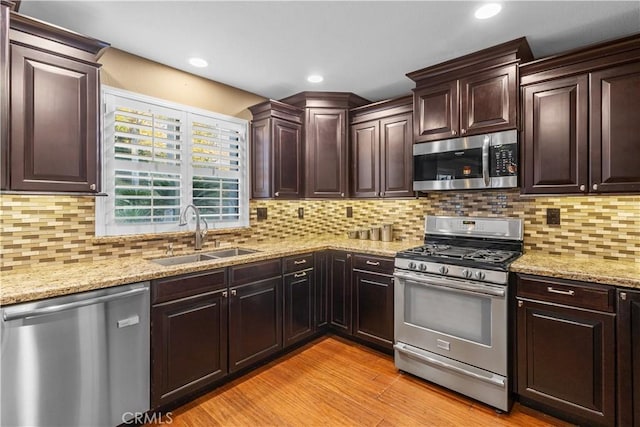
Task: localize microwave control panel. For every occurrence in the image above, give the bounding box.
[490,144,518,176]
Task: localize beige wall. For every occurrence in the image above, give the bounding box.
[99,48,266,120]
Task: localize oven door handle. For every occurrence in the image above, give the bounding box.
[393,271,505,297]
[394,343,506,388]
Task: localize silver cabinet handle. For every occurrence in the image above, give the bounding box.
[231,289,237,296]
[294,272,307,278]
[592,184,598,191]
[547,286,575,296]
[620,292,627,301]
[579,184,586,192]
[293,259,307,265]
[3,287,148,321]
[366,260,380,266]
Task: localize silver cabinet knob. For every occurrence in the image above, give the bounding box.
[451,130,457,136]
[275,192,280,197]
[89,184,96,191]
[231,289,237,296]
[341,192,345,197]
[461,129,466,135]
[579,184,586,192]
[621,292,627,301]
[592,184,598,191]
[222,291,228,298]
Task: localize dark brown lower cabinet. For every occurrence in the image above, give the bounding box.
[516,275,616,427]
[618,289,640,427]
[283,267,315,347]
[314,251,329,329]
[329,251,352,333]
[228,276,283,373]
[151,271,228,408]
[352,269,393,350]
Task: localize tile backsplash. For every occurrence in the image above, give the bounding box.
[1,191,638,271]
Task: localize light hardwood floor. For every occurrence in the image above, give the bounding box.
[155,335,572,426]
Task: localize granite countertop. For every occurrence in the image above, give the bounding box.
[0,236,422,306]
[511,252,640,289]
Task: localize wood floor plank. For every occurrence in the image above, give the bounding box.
[152,335,573,427]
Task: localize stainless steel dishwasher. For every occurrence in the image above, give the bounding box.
[0,282,150,427]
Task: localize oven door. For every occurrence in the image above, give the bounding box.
[394,270,507,375]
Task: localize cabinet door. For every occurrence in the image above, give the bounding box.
[229,277,282,373]
[617,289,640,427]
[590,62,640,193]
[380,112,413,198]
[352,270,393,350]
[314,251,329,330]
[9,44,99,192]
[522,75,589,194]
[460,65,517,136]
[250,118,271,198]
[517,299,615,426]
[350,120,379,198]
[283,269,315,347]
[273,118,303,198]
[151,290,228,408]
[329,251,352,333]
[305,108,347,198]
[414,81,459,142]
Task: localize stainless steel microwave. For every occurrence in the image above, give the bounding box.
[413,129,518,191]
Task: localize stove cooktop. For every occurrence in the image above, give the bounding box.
[396,243,522,271]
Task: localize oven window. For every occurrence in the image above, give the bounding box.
[414,148,483,181]
[404,281,492,346]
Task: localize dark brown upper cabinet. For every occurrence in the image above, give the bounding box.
[520,34,640,194]
[280,92,369,198]
[249,100,303,199]
[349,96,413,198]
[2,12,108,193]
[408,38,532,144]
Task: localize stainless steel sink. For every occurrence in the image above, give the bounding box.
[206,248,259,258]
[151,253,218,266]
[151,248,259,266]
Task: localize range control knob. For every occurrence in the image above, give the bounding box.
[408,262,417,270]
[438,266,449,275]
[419,264,427,272]
[462,269,473,278]
[475,271,486,280]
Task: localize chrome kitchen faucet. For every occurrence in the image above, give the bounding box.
[179,204,208,250]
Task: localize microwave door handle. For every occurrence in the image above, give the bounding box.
[482,136,490,187]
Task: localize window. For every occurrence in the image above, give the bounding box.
[96,87,249,236]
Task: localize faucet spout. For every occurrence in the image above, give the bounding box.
[179,204,208,250]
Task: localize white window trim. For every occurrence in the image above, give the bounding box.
[96,85,249,237]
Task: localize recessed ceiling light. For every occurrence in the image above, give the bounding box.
[188,57,208,68]
[307,75,324,83]
[474,3,502,19]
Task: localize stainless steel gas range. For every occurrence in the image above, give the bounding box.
[393,215,523,412]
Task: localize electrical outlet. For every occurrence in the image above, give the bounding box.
[257,207,267,221]
[346,207,353,218]
[298,207,304,219]
[546,208,560,225]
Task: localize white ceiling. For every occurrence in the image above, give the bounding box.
[19,1,640,102]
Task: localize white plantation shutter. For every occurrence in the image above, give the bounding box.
[97,87,248,236]
[190,114,244,223]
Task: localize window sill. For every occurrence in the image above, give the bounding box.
[92,226,250,244]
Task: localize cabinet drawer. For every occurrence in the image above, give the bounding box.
[353,254,394,275]
[516,274,615,312]
[152,269,226,304]
[229,258,282,286]
[283,253,314,274]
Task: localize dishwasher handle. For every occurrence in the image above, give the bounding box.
[3,287,148,321]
